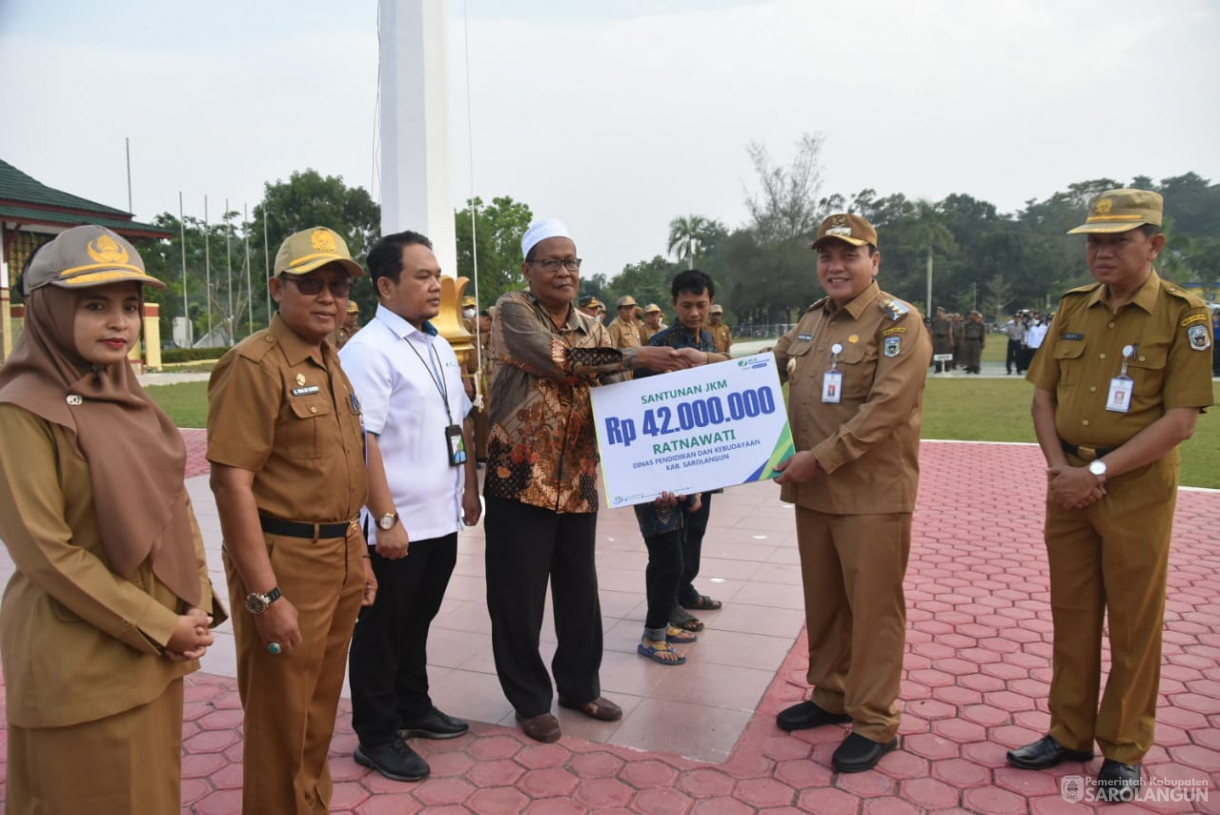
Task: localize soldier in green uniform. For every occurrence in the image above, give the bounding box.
[960,310,986,374]
[1008,189,1213,801]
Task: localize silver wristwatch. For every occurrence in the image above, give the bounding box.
[377,512,399,531]
[1088,459,1107,481]
[245,586,282,615]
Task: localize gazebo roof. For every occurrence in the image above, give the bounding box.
[0,158,172,239]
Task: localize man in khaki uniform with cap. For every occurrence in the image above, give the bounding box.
[330,300,361,349]
[771,213,931,773]
[708,304,732,354]
[639,303,665,344]
[1008,190,1213,799]
[608,294,641,349]
[208,226,377,814]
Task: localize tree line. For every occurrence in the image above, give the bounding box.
[79,149,1219,347]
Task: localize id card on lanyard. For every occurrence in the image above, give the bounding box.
[1105,344,1137,413]
[822,343,844,404]
[407,334,466,467]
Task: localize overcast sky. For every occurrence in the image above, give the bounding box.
[2,0,1218,278]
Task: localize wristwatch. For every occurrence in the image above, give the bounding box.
[377,512,399,531]
[245,586,282,615]
[1088,459,1108,481]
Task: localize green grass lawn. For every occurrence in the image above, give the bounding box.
[147,378,1220,489]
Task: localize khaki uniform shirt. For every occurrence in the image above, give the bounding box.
[773,282,932,514]
[207,313,367,523]
[1027,271,1213,449]
[639,324,661,345]
[711,322,733,354]
[0,406,221,728]
[608,317,641,350]
[485,290,640,513]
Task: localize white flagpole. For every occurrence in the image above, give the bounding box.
[204,195,212,342]
[179,191,190,347]
[244,204,253,335]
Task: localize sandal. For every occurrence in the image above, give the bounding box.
[665,625,697,644]
[670,604,704,632]
[681,594,722,611]
[638,641,686,665]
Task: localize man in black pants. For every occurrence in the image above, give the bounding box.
[482,218,701,743]
[340,230,482,781]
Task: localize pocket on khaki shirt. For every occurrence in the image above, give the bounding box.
[284,396,335,458]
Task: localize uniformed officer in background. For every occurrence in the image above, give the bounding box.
[1008,189,1213,800]
[330,300,361,350]
[708,304,733,354]
[931,306,954,373]
[208,226,377,815]
[771,213,931,773]
[608,295,641,350]
[639,303,665,344]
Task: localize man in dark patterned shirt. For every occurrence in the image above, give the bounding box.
[484,218,708,744]
[637,269,732,633]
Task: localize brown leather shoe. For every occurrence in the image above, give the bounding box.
[558,696,623,721]
[516,712,561,743]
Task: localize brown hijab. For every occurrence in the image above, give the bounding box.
[0,285,201,606]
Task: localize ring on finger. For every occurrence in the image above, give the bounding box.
[268,642,282,656]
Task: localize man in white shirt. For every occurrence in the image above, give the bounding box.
[340,230,482,782]
[1024,317,1050,373]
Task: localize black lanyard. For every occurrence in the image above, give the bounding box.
[405,334,454,424]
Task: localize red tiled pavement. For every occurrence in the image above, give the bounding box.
[3,438,1219,813]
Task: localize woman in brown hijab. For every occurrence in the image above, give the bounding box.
[0,225,226,814]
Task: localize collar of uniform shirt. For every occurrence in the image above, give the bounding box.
[824,280,881,320]
[1086,269,1162,314]
[271,312,326,367]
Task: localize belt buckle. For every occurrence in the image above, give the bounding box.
[1078,445,1097,462]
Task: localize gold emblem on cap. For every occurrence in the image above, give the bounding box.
[296,373,306,386]
[1095,198,1113,215]
[311,229,337,253]
[86,234,129,265]
[849,334,859,343]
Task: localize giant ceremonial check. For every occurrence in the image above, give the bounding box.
[590,353,794,508]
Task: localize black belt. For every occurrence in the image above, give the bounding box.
[260,516,353,539]
[1061,441,1115,462]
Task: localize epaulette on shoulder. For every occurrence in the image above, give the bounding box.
[1162,280,1208,308]
[235,328,277,362]
[804,296,829,314]
[878,297,912,321]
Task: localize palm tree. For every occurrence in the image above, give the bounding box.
[668,215,710,269]
[908,201,957,313]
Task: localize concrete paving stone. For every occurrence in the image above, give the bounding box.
[192,789,243,815]
[411,776,475,807]
[574,776,635,809]
[522,799,589,815]
[835,768,899,798]
[734,777,797,808]
[862,798,923,815]
[631,787,695,815]
[329,781,370,811]
[619,758,680,789]
[796,786,861,815]
[933,685,984,706]
[874,749,928,781]
[463,786,530,815]
[962,784,1029,814]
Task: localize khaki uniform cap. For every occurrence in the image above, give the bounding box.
[811,213,878,250]
[1067,188,1163,235]
[579,295,603,309]
[644,303,662,314]
[273,226,364,279]
[617,295,637,308]
[24,225,166,293]
[461,296,477,307]
[346,301,360,314]
[710,304,724,314]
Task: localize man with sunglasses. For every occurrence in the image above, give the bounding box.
[208,226,377,815]
[484,218,703,743]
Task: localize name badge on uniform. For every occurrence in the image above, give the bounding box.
[291,385,321,397]
[445,424,467,467]
[822,343,843,404]
[1105,344,1136,414]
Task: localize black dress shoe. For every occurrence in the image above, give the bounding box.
[1006,734,1094,770]
[1096,759,1141,803]
[776,701,852,732]
[355,739,430,782]
[832,732,898,773]
[399,707,469,740]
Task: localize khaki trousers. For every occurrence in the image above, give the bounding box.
[1045,452,1177,764]
[7,678,183,815]
[225,526,365,815]
[795,507,911,742]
